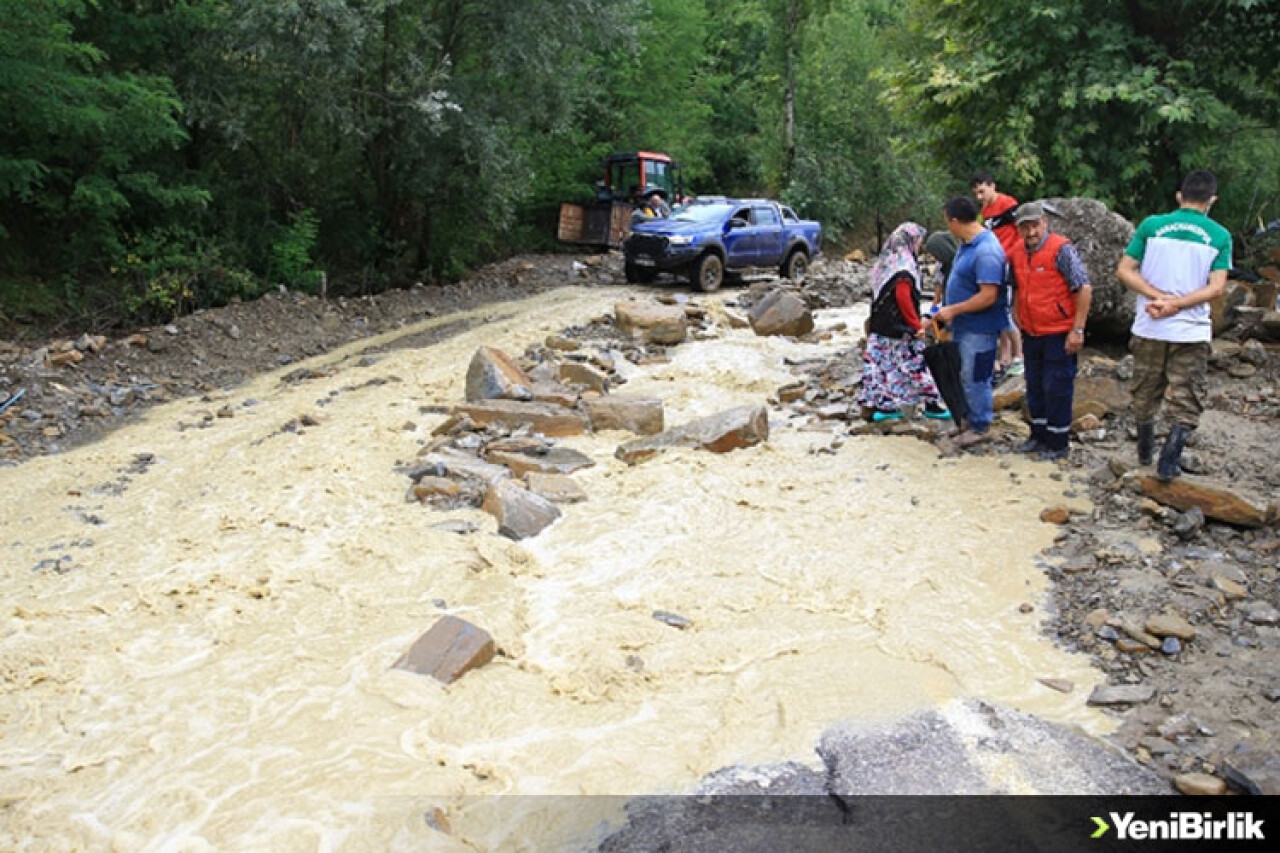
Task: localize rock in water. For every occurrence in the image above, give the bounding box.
[451,400,588,437]
[465,346,533,402]
[481,479,562,540]
[615,301,688,345]
[394,615,495,684]
[615,405,769,465]
[748,289,814,337]
[584,396,665,435]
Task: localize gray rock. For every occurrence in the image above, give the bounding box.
[1043,197,1136,341]
[1087,684,1156,706]
[653,610,692,630]
[1222,752,1280,795]
[480,479,561,540]
[748,289,814,337]
[464,346,533,402]
[1242,601,1280,626]
[819,700,1167,794]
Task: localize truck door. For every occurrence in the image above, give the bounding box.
[723,206,757,268]
[752,204,785,267]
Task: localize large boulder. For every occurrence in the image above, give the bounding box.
[464,346,533,402]
[616,405,769,465]
[748,289,814,337]
[1138,474,1274,528]
[1042,197,1135,341]
[615,300,688,345]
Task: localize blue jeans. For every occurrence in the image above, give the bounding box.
[956,330,998,433]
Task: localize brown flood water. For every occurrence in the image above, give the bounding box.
[0,286,1107,850]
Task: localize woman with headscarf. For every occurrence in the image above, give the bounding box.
[857,222,948,421]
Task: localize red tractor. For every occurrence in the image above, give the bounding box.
[557,151,684,248]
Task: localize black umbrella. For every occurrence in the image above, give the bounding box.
[923,339,967,429]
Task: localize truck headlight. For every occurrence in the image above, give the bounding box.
[667,234,694,246]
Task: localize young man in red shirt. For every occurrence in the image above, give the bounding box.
[971,171,1025,378]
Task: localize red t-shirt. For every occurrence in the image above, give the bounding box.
[982,192,1020,257]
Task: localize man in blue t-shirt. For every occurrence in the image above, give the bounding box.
[932,196,1009,447]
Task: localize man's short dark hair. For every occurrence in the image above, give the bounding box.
[969,171,995,188]
[1181,170,1217,203]
[944,196,980,223]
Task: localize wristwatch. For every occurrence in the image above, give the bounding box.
[1069,329,1085,338]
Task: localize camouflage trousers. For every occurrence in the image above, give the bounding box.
[1129,335,1209,429]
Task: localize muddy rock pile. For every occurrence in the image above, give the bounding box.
[404,296,781,536]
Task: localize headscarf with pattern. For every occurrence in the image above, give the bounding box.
[870,221,927,300]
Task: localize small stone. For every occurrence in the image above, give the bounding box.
[393,615,495,684]
[1040,506,1070,525]
[1221,753,1280,796]
[1161,637,1182,655]
[1242,601,1280,626]
[545,335,580,352]
[1018,602,1034,614]
[1097,625,1120,642]
[1211,575,1247,601]
[216,406,235,419]
[1116,638,1153,654]
[1037,678,1074,694]
[1172,506,1206,538]
[524,472,588,505]
[431,520,478,535]
[585,397,665,435]
[1175,773,1227,796]
[1088,684,1156,706]
[653,610,692,630]
[1146,613,1197,641]
[412,477,463,501]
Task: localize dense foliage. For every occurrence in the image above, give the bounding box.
[1,0,1276,325]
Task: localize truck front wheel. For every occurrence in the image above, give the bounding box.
[691,253,723,292]
[781,249,809,283]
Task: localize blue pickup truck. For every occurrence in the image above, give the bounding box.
[623,198,821,291]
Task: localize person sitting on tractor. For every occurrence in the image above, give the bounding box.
[632,186,670,224]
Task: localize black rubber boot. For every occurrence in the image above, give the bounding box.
[1156,424,1190,481]
[1137,422,1155,466]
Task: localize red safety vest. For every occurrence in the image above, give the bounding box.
[983,193,1020,257]
[1011,232,1077,336]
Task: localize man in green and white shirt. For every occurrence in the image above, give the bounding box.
[1116,170,1232,480]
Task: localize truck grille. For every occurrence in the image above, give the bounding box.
[628,234,669,256]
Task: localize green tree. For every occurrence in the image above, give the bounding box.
[0,0,206,280]
[886,0,1280,224]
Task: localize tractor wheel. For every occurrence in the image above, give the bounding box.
[624,261,657,284]
[692,253,724,292]
[781,249,809,283]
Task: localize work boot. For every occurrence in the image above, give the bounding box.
[1015,437,1043,454]
[1156,424,1191,481]
[1136,422,1155,466]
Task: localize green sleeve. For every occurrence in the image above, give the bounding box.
[1123,217,1151,261]
[1210,231,1233,272]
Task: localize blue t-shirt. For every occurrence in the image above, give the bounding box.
[946,229,1009,335]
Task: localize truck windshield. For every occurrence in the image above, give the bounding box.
[671,204,733,223]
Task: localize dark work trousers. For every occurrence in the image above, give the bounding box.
[1023,332,1077,451]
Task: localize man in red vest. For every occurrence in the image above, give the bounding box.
[971,171,1026,378]
[1007,202,1093,461]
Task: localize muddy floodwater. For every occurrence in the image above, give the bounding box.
[1,287,1110,850]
